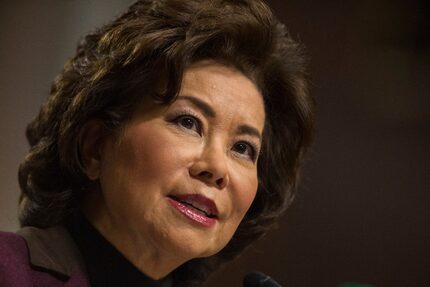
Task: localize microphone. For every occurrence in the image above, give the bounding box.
[243,272,282,287]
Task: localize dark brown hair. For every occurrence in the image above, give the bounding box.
[18,0,314,285]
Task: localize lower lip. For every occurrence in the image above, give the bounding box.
[167,197,217,228]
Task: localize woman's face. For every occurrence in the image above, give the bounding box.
[84,60,265,275]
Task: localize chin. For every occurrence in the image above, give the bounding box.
[165,230,227,261]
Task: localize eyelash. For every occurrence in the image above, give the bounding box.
[232,141,258,162]
[170,109,203,135]
[170,110,259,162]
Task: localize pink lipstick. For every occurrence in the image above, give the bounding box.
[167,194,218,227]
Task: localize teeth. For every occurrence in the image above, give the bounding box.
[188,201,210,215]
[184,201,211,217]
[175,197,212,217]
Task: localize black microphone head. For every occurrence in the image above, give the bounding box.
[243,272,282,287]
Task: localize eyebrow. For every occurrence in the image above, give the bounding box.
[177,95,216,118]
[236,125,262,142]
[177,95,262,142]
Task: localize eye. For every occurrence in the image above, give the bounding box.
[175,115,201,134]
[232,141,257,161]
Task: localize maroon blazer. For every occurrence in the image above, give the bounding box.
[0,226,90,287]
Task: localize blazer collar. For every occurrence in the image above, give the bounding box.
[17,225,86,277]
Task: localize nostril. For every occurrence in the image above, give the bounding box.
[215,178,224,188]
[199,171,213,179]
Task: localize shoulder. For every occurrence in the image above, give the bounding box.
[0,230,33,286]
[0,230,29,264]
[17,226,84,274]
[0,227,90,287]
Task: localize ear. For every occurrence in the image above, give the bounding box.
[79,120,106,181]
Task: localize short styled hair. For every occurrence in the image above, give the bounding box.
[18,0,314,285]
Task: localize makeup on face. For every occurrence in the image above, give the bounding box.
[84,60,265,277]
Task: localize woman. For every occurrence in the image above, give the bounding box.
[0,0,314,286]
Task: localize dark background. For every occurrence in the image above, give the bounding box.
[1,1,429,286]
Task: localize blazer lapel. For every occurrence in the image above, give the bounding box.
[17,225,89,285]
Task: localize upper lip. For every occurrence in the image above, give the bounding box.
[169,193,219,218]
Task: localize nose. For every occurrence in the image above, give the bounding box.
[189,143,229,189]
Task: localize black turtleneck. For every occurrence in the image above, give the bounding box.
[65,212,173,287]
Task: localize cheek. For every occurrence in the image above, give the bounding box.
[98,124,175,203]
[230,170,259,220]
[123,124,183,179]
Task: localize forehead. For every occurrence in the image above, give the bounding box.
[180,61,265,132]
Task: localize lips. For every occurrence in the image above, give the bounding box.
[167,194,218,227]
